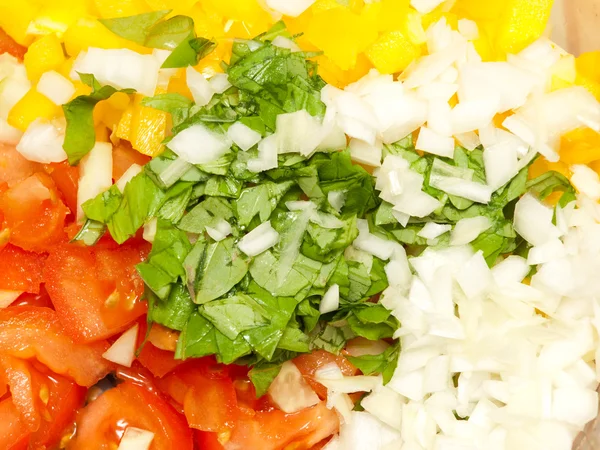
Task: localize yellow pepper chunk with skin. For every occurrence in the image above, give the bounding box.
[23,34,66,82]
[63,17,123,57]
[560,128,600,166]
[93,0,149,19]
[306,7,378,71]
[0,0,39,46]
[7,89,60,132]
[144,0,196,11]
[115,93,167,157]
[366,29,421,74]
[26,0,90,38]
[575,51,600,101]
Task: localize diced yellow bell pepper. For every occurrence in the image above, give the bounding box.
[144,0,196,12]
[187,4,225,39]
[559,128,600,166]
[202,0,270,25]
[451,0,505,21]
[317,53,371,88]
[590,160,600,177]
[365,29,421,74]
[550,54,576,91]
[529,157,570,180]
[496,0,553,54]
[306,8,378,70]
[71,81,93,98]
[93,0,149,18]
[422,11,459,30]
[63,17,122,56]
[23,34,66,82]
[0,0,39,46]
[94,92,131,131]
[26,0,89,38]
[575,51,600,101]
[7,89,60,131]
[167,73,193,99]
[115,94,167,157]
[403,9,427,45]
[371,0,410,33]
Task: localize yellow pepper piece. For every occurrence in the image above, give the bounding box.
[94,92,131,131]
[559,128,600,166]
[23,34,66,82]
[116,94,167,157]
[306,8,378,71]
[187,4,225,39]
[496,0,553,54]
[529,157,570,180]
[365,29,421,74]
[373,0,410,33]
[317,53,371,88]
[26,0,89,38]
[575,51,600,101]
[7,89,60,132]
[144,0,196,12]
[93,0,149,18]
[422,11,459,30]
[168,73,193,99]
[202,0,269,25]
[63,17,122,57]
[451,0,505,21]
[0,0,39,46]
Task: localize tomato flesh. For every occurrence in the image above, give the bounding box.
[70,381,193,450]
[44,242,149,342]
[0,245,46,294]
[43,162,79,216]
[0,29,27,60]
[112,142,151,181]
[293,350,358,399]
[0,144,41,188]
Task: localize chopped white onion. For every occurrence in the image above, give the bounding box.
[268,361,320,413]
[416,126,455,158]
[248,134,279,172]
[491,255,530,286]
[450,216,492,246]
[410,0,446,15]
[167,124,231,164]
[456,250,493,298]
[319,284,340,314]
[271,36,301,52]
[115,163,142,193]
[117,427,155,450]
[208,73,232,94]
[265,0,316,17]
[77,142,113,221]
[552,387,598,428]
[72,48,159,96]
[345,338,390,357]
[454,131,480,151]
[458,19,479,40]
[276,110,322,156]
[36,70,76,105]
[361,386,404,430]
[513,193,561,246]
[418,223,452,240]
[227,122,262,151]
[205,219,232,242]
[328,190,346,213]
[143,217,158,244]
[16,119,67,163]
[349,138,382,167]
[0,118,22,145]
[571,164,600,200]
[186,66,214,107]
[316,375,382,394]
[238,221,279,256]
[102,323,139,367]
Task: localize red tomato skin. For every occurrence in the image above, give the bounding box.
[0,29,27,60]
[0,244,47,293]
[0,173,68,252]
[69,381,193,450]
[194,430,225,450]
[0,398,30,450]
[293,350,358,399]
[156,360,239,433]
[138,342,184,378]
[224,402,339,450]
[0,306,112,387]
[43,162,79,216]
[44,242,149,342]
[112,142,150,181]
[10,287,53,309]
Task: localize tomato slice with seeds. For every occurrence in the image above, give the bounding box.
[44,242,149,342]
[69,381,193,450]
[0,173,68,252]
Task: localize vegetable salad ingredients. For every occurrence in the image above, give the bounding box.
[2,1,600,450]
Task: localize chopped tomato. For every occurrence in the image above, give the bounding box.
[44,242,149,342]
[224,402,339,450]
[0,173,68,252]
[0,143,41,187]
[43,162,79,216]
[112,141,151,181]
[0,28,27,60]
[0,306,112,387]
[0,356,85,448]
[0,398,30,450]
[147,324,179,351]
[138,343,184,379]
[156,360,239,433]
[195,430,225,450]
[0,245,46,294]
[10,287,53,309]
[69,381,193,450]
[293,350,358,399]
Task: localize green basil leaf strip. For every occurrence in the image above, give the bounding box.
[70,219,106,246]
[141,93,194,114]
[99,10,172,46]
[62,74,135,165]
[248,363,282,398]
[145,15,195,50]
[161,34,217,69]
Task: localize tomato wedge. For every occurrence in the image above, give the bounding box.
[0,398,30,450]
[0,143,40,188]
[0,245,46,294]
[0,173,68,252]
[69,381,193,450]
[156,360,239,433]
[43,162,79,216]
[224,402,339,450]
[0,306,112,387]
[112,141,151,181]
[44,242,149,342]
